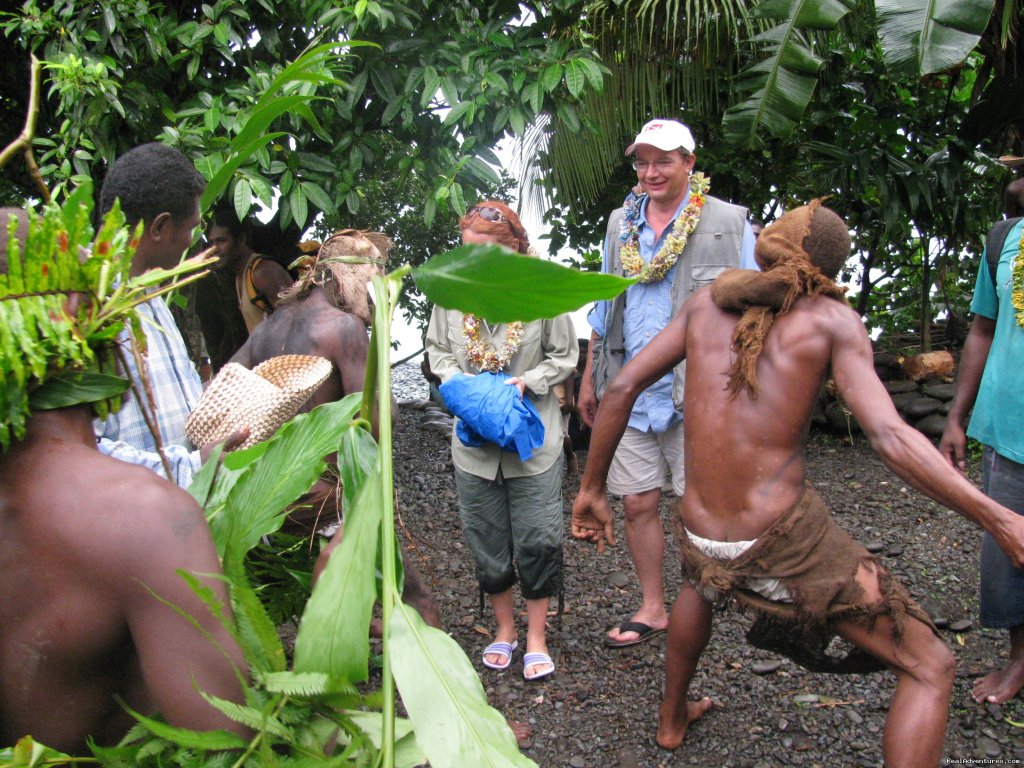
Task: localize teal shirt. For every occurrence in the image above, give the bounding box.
[967,219,1024,463]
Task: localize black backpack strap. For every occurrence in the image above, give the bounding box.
[984,216,1023,288]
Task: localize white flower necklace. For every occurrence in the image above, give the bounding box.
[462,314,524,372]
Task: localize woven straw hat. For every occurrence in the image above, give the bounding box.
[185,354,333,450]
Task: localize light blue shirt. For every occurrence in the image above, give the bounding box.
[966,219,1024,464]
[94,295,204,487]
[589,191,757,432]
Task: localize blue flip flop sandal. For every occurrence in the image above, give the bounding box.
[523,651,555,681]
[481,640,518,670]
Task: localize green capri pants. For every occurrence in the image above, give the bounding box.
[453,459,563,600]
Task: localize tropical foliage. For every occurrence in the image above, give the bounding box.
[0,0,606,229]
[537,0,1023,348]
[3,0,1024,347]
[0,242,632,768]
[0,187,217,449]
[0,0,612,342]
[533,0,1021,209]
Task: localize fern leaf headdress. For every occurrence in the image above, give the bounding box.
[0,185,214,451]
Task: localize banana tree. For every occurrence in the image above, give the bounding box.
[723,0,998,147]
[529,0,1012,214]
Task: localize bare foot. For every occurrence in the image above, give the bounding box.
[972,658,1024,704]
[656,697,713,750]
[506,719,533,749]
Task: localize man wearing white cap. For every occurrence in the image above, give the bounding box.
[577,118,758,647]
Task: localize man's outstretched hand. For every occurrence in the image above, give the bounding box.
[995,513,1024,569]
[572,487,616,551]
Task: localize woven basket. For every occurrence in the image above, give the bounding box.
[185,354,333,450]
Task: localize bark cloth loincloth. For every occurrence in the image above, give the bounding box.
[675,486,937,674]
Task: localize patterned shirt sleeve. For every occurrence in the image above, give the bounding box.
[93,296,204,489]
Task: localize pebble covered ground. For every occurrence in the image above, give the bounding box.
[388,362,1024,768]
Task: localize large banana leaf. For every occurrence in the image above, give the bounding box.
[875,0,994,74]
[412,243,634,322]
[389,602,536,768]
[723,0,855,147]
[292,429,383,682]
[191,394,365,565]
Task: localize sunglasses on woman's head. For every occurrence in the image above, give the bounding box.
[468,205,508,223]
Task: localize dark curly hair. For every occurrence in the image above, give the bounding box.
[99,143,205,226]
[208,203,246,239]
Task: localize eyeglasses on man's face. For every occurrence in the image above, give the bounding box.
[631,158,684,174]
[468,205,508,223]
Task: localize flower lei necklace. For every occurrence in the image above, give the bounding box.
[462,314,524,372]
[620,172,710,283]
[1013,230,1024,330]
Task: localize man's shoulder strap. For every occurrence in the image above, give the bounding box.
[985,217,1022,287]
[244,255,273,312]
[605,207,625,271]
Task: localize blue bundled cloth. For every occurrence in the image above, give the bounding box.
[438,371,545,461]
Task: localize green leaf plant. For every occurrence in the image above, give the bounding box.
[0,238,626,766]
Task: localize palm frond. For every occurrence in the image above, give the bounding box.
[259,671,357,697]
[514,0,757,212]
[225,559,288,675]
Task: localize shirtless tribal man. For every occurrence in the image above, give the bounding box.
[230,230,441,629]
[571,202,1024,767]
[0,206,248,754]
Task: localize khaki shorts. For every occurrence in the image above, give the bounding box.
[607,421,685,496]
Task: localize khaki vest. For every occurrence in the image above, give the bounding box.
[592,194,748,410]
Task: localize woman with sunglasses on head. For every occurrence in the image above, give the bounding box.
[425,201,579,682]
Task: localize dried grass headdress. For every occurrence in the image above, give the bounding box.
[710,200,850,398]
[282,229,390,325]
[0,185,214,450]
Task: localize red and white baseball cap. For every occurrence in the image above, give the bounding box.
[625,119,696,155]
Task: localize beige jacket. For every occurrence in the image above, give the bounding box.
[425,308,578,480]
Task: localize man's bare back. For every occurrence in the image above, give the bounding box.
[675,289,854,540]
[0,408,247,754]
[229,227,388,415]
[231,291,369,412]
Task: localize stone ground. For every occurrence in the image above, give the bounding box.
[388,364,1024,768]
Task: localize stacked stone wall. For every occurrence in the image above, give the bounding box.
[813,350,959,439]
